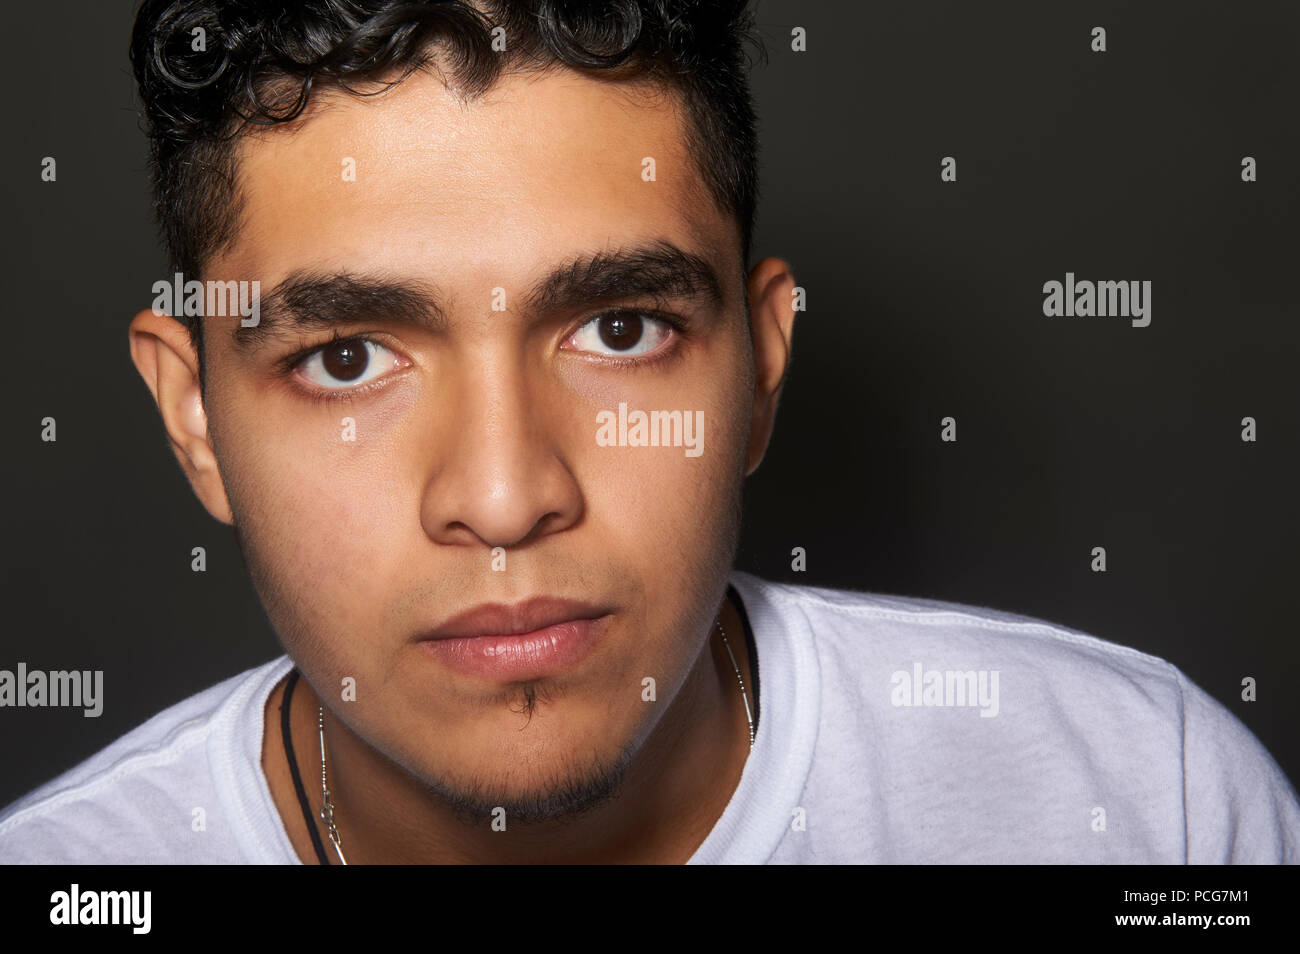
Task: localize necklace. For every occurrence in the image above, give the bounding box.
[317,705,347,865]
[309,615,754,865]
[715,617,756,749]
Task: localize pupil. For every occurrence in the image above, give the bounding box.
[322,340,368,380]
[598,313,643,351]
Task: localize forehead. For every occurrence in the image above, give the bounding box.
[219,67,728,291]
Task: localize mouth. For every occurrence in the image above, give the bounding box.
[414,596,613,681]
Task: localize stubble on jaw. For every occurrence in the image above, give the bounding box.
[420,737,637,827]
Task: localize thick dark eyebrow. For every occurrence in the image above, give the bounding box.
[523,239,725,315]
[231,239,725,351]
[233,272,443,351]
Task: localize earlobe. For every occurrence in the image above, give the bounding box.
[743,258,798,476]
[128,308,235,525]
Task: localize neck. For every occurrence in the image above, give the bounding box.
[263,592,754,864]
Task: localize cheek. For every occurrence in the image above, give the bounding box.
[213,382,420,664]
[583,415,737,552]
[574,353,750,614]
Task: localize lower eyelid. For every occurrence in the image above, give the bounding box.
[574,334,682,369]
[291,365,410,404]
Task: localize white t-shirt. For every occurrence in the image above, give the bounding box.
[2,571,1297,863]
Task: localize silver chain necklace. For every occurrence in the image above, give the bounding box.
[316,616,754,865]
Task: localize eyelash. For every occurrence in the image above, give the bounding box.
[274,331,399,405]
[563,308,687,368]
[274,309,688,403]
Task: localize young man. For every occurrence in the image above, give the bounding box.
[1,0,1296,864]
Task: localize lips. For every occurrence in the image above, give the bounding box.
[423,597,612,640]
[415,597,613,681]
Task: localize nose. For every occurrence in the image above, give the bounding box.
[419,356,583,550]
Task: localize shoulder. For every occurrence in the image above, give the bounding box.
[739,571,1177,693]
[0,658,287,864]
[736,572,1300,862]
[1174,667,1300,862]
[744,571,1186,757]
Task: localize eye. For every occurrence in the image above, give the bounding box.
[565,311,673,358]
[295,338,406,390]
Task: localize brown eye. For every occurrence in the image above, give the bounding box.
[598,313,644,351]
[321,339,369,381]
[567,312,672,358]
[296,338,406,391]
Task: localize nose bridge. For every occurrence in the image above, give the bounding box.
[470,352,538,474]
[421,344,579,549]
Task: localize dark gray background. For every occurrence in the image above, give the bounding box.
[2,0,1296,808]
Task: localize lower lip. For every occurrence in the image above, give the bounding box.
[418,616,610,680]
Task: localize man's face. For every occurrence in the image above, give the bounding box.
[196,67,758,815]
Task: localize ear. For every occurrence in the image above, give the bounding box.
[743,257,798,475]
[128,308,235,525]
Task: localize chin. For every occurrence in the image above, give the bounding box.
[418,741,637,826]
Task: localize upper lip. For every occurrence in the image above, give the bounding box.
[418,597,612,640]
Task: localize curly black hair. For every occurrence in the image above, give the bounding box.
[129,0,765,376]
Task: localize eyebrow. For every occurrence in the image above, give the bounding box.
[231,239,726,351]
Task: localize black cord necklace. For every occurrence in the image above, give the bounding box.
[281,668,333,865]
